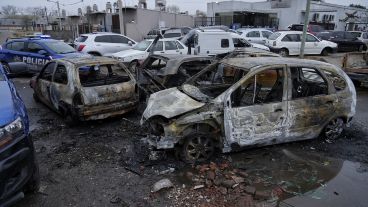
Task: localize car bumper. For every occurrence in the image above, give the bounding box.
[74,99,138,121]
[267,46,282,53]
[0,134,36,206]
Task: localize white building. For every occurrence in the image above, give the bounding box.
[207,0,368,31]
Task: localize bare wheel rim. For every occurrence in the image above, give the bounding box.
[185,135,214,161]
[325,118,344,140]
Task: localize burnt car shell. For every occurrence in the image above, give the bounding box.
[31,57,138,121]
[142,57,356,161]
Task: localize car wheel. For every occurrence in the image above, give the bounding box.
[279,48,289,57]
[2,62,11,74]
[33,93,40,103]
[65,113,79,126]
[182,132,215,163]
[24,159,40,193]
[129,61,138,73]
[323,118,344,140]
[321,48,329,56]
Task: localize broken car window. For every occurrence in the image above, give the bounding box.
[322,70,346,91]
[184,63,248,100]
[39,62,56,81]
[78,64,131,87]
[53,64,68,84]
[232,68,284,107]
[291,67,328,99]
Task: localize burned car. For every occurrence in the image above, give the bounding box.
[138,54,214,96]
[141,57,356,162]
[138,48,278,99]
[30,57,138,123]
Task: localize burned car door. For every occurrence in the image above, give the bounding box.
[224,66,288,146]
[49,63,70,110]
[36,62,56,106]
[287,66,337,138]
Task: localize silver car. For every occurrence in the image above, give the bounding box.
[142,57,356,162]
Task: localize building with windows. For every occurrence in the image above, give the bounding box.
[206,0,368,31]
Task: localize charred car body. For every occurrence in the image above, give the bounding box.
[142,57,356,162]
[138,48,279,99]
[341,52,368,87]
[30,57,138,122]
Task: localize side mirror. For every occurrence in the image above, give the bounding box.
[128,41,133,46]
[38,50,48,56]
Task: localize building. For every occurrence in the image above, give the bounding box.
[206,0,368,31]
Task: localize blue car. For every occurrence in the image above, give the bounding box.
[0,38,89,74]
[0,65,39,206]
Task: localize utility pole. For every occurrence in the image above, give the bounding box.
[300,0,311,58]
[47,0,62,31]
[118,0,125,35]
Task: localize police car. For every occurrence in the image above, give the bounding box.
[0,38,90,74]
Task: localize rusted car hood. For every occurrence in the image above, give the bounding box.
[142,87,205,121]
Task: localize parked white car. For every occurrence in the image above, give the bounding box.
[74,32,137,56]
[230,33,270,51]
[266,31,337,56]
[110,39,187,69]
[350,31,368,47]
[239,28,274,45]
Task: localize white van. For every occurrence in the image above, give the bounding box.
[181,29,269,56]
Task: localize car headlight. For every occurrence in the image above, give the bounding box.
[0,117,24,148]
[1,117,23,139]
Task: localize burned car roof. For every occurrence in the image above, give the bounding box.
[149,54,213,62]
[220,56,334,71]
[56,56,120,67]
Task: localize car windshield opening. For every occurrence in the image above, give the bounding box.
[133,40,152,51]
[183,63,248,101]
[43,41,76,54]
[78,64,131,87]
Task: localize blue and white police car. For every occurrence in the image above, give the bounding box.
[0,38,90,74]
[0,65,39,206]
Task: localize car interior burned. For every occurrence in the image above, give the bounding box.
[78,64,131,87]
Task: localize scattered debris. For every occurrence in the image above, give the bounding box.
[152,178,174,193]
[193,185,205,190]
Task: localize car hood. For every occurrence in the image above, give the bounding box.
[57,52,91,59]
[112,49,145,58]
[142,87,205,121]
[0,81,17,127]
[250,43,270,51]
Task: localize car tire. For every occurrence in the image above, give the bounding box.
[24,159,40,193]
[128,60,139,73]
[321,48,330,56]
[33,93,40,103]
[323,118,344,140]
[181,132,216,163]
[89,52,101,56]
[65,113,79,126]
[279,48,289,57]
[352,80,361,88]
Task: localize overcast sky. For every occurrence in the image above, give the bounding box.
[1,0,367,15]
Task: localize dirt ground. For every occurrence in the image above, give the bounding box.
[11,76,368,207]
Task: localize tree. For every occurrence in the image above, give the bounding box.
[1,5,19,16]
[166,5,180,13]
[349,4,366,9]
